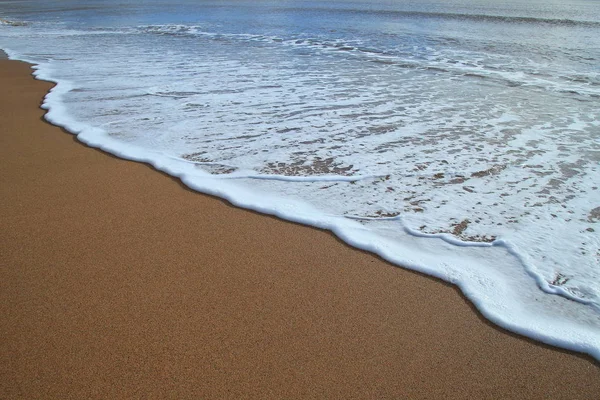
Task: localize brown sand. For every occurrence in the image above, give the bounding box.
[1,59,599,399]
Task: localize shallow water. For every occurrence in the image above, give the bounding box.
[1,0,599,359]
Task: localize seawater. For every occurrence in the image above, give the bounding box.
[1,0,599,360]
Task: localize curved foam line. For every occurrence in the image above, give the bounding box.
[500,239,600,308]
[343,214,403,221]
[170,155,383,183]
[223,173,380,183]
[4,48,599,362]
[402,222,495,247]
[329,222,600,361]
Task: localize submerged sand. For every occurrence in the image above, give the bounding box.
[1,59,599,399]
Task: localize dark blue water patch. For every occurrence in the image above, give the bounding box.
[280,7,600,28]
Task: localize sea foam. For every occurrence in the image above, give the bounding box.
[1,0,599,361]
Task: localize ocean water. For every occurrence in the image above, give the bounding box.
[1,0,599,360]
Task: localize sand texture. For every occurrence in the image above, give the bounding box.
[1,59,599,399]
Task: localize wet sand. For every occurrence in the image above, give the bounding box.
[1,59,599,399]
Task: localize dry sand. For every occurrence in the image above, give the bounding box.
[1,59,599,399]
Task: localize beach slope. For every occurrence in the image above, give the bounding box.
[1,59,599,399]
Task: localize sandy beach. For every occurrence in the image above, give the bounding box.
[1,58,599,399]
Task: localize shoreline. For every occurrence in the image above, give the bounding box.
[1,58,599,398]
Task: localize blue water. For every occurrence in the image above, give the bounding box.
[1,0,599,360]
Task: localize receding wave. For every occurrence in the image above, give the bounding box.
[2,0,599,360]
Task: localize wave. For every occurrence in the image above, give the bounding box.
[22,61,600,361]
[2,5,600,360]
[135,24,600,99]
[282,6,600,28]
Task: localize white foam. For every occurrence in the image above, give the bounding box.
[1,14,599,361]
